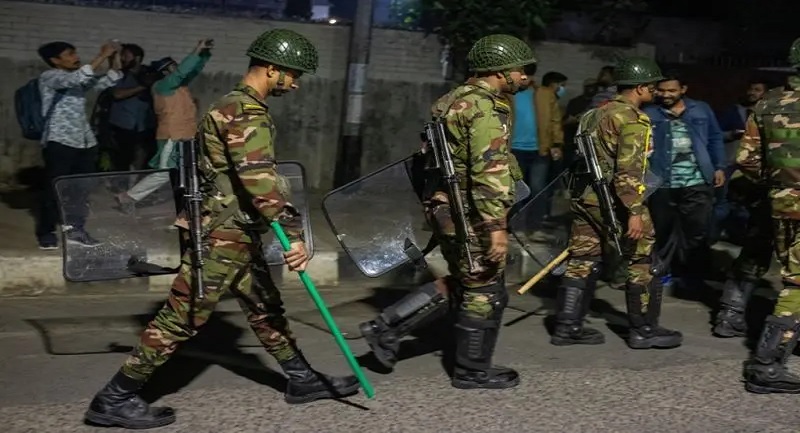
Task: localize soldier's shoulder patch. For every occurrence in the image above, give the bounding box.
[242,102,265,112]
[492,94,511,114]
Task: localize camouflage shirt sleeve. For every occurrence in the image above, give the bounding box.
[735,111,763,183]
[224,100,303,242]
[458,95,513,231]
[611,107,650,215]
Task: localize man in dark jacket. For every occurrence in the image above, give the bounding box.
[644,72,725,284]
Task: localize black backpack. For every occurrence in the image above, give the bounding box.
[14,78,47,140]
[14,77,65,141]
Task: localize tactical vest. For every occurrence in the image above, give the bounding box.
[760,92,800,190]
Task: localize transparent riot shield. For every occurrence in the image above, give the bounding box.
[261,162,315,263]
[322,156,426,278]
[322,155,533,278]
[54,169,181,282]
[508,169,573,279]
[55,162,312,282]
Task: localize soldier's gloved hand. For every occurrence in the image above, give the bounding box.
[284,241,309,272]
[626,215,644,240]
[488,230,509,262]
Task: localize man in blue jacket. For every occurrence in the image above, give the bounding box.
[644,72,725,285]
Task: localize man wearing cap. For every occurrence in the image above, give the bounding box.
[83,29,359,429]
[115,39,213,211]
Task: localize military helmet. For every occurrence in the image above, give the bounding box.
[789,37,800,67]
[614,56,664,85]
[467,34,537,73]
[246,28,319,74]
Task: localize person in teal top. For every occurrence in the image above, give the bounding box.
[116,39,213,210]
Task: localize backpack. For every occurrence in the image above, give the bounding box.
[14,78,61,141]
[14,79,46,140]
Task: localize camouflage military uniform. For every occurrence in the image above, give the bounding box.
[741,38,800,394]
[551,57,683,350]
[426,79,516,289]
[359,35,534,390]
[712,171,774,338]
[84,29,358,430]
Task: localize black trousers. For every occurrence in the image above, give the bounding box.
[648,184,714,276]
[35,142,98,240]
[109,126,156,172]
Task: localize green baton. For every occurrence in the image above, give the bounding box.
[270,222,376,399]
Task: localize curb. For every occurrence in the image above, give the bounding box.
[3,243,741,297]
[0,251,345,297]
[0,247,539,297]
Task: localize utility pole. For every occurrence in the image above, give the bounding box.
[333,0,374,188]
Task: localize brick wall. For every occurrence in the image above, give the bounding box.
[0,0,655,188]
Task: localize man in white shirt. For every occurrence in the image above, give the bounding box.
[35,41,122,250]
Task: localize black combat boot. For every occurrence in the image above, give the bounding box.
[359,281,449,369]
[550,277,605,346]
[451,282,519,390]
[744,315,800,394]
[279,353,360,404]
[713,278,757,338]
[84,371,176,429]
[626,279,683,349]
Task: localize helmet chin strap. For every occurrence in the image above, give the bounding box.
[502,71,519,93]
[268,70,289,96]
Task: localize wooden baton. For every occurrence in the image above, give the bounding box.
[517,249,570,295]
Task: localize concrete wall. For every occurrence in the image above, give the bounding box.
[0,1,654,189]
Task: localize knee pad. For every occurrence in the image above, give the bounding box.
[379,281,443,325]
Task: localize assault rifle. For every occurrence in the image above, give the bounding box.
[574,132,623,256]
[423,120,477,273]
[178,139,206,299]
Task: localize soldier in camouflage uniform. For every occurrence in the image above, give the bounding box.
[741,37,800,394]
[83,29,359,429]
[551,57,683,350]
[712,172,774,338]
[361,34,534,389]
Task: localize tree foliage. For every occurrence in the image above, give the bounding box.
[389,0,651,79]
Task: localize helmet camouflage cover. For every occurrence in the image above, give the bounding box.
[246,28,319,74]
[789,37,800,67]
[614,56,664,85]
[467,34,537,73]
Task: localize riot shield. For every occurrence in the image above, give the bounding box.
[55,161,312,283]
[322,155,533,278]
[260,162,315,263]
[54,169,181,282]
[508,169,573,279]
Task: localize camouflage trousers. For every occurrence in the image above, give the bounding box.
[426,203,506,320]
[121,237,297,381]
[564,203,656,287]
[730,199,774,282]
[772,218,800,318]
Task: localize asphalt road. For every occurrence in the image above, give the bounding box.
[1,281,798,433]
